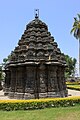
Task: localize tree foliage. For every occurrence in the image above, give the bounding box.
[65,55,77,78]
[0,55,10,81]
[70,14,80,39]
[0,65,4,81]
[0,66,2,80]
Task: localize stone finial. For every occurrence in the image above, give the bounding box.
[35,9,39,19]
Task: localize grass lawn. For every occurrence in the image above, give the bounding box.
[0,106,80,120]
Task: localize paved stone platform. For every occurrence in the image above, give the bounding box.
[0,90,10,100]
[68,89,80,96]
[0,89,80,100]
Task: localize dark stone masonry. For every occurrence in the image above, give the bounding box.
[4,14,68,99]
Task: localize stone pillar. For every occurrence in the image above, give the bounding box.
[4,70,11,95]
[38,64,47,98]
[47,66,59,97]
[8,67,16,98]
[24,66,35,99]
[34,66,39,99]
[14,66,25,99]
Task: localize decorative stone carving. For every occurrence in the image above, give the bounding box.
[37,52,44,59]
[26,50,35,59]
[28,42,35,49]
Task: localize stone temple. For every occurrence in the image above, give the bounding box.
[4,12,68,99]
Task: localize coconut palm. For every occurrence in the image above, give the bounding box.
[70,14,80,77]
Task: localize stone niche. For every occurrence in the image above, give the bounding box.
[4,16,68,99]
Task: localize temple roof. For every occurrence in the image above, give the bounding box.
[27,18,48,31]
[6,17,66,66]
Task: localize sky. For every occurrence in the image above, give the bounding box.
[0,0,80,66]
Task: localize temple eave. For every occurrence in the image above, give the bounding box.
[5,61,66,67]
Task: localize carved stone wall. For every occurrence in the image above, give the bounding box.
[4,64,67,99]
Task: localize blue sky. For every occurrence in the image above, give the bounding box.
[0,0,80,63]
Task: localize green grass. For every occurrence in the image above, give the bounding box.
[0,106,80,120]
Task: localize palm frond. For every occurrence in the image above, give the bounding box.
[73,22,78,27]
[74,17,77,21]
[77,14,80,20]
[70,27,77,34]
[71,14,80,39]
[74,30,78,39]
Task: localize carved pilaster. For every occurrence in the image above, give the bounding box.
[48,66,58,92]
[10,68,16,92]
[8,67,16,98]
[4,70,11,95]
[57,66,67,97]
[15,66,25,93]
[39,64,47,93]
[60,67,68,97]
[57,67,63,91]
[47,65,60,97]
[61,68,66,90]
[14,66,26,99]
[24,66,35,99]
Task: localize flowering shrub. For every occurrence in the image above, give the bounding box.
[0,97,80,111]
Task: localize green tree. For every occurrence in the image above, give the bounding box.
[0,64,4,81]
[2,54,11,67]
[70,14,80,76]
[65,55,77,78]
[0,55,10,81]
[0,65,3,90]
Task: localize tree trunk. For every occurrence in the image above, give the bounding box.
[79,38,80,77]
[0,81,2,90]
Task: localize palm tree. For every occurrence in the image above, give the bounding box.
[70,14,80,77]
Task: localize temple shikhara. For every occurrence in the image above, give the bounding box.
[4,10,68,99]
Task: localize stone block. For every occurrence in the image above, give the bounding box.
[47,92,60,98]
[39,92,47,98]
[14,92,24,99]
[4,88,10,96]
[8,92,14,99]
[24,93,35,99]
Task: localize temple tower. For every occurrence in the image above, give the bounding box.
[4,11,68,99]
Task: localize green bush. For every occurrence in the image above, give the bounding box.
[0,97,80,111]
